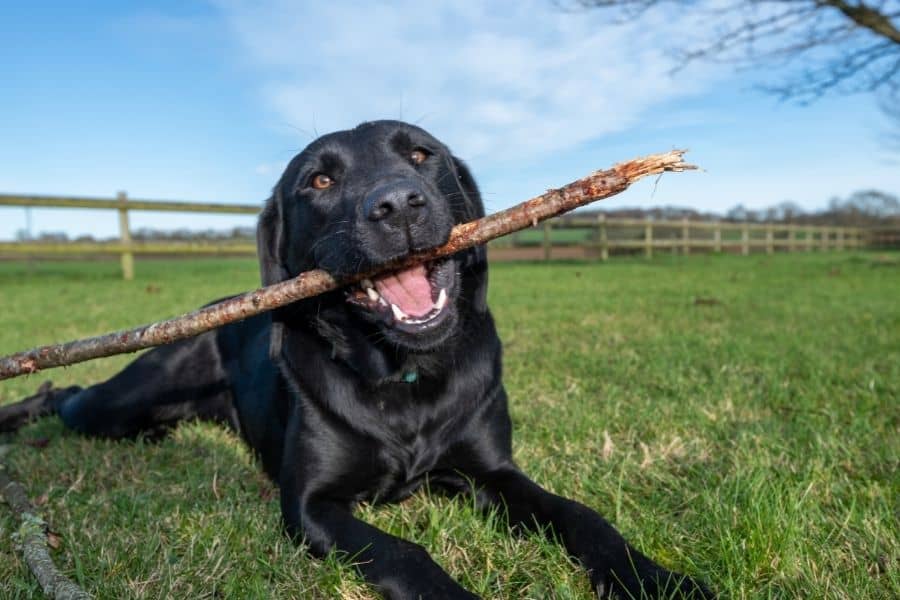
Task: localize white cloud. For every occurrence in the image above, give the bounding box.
[254,162,285,176]
[215,1,719,164]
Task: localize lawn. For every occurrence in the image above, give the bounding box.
[0,252,897,599]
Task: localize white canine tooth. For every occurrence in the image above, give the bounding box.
[360,278,374,290]
[366,287,380,302]
[434,288,448,310]
[391,304,408,321]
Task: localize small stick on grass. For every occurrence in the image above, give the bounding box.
[0,150,696,380]
[0,445,92,599]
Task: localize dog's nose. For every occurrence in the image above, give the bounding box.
[364,182,428,223]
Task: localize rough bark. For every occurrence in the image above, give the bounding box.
[0,446,92,599]
[0,150,695,381]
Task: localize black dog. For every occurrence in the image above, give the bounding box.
[1,121,712,599]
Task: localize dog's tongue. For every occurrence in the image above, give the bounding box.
[374,264,433,317]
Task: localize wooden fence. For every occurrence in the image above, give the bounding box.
[491,215,871,261]
[0,193,258,279]
[0,193,893,279]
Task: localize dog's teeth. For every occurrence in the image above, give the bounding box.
[391,304,408,321]
[366,287,380,302]
[434,288,448,310]
[361,278,374,290]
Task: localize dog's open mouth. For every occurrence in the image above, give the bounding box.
[346,259,454,333]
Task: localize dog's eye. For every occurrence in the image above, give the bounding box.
[410,149,429,165]
[311,173,334,190]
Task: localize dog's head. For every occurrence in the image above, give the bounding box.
[258,120,487,356]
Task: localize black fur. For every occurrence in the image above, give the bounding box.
[0,121,712,599]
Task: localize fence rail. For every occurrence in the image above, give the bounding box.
[1,193,895,279]
[0,193,259,214]
[495,216,871,261]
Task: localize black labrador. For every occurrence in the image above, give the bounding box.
[1,121,712,599]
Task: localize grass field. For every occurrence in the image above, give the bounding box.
[0,253,897,599]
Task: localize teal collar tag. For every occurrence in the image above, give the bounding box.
[401,370,418,384]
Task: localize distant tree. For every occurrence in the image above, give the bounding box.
[568,192,895,226]
[570,1,900,108]
[773,201,805,221]
[230,226,255,240]
[838,188,900,218]
[37,232,68,242]
[725,203,748,221]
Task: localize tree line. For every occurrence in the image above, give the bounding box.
[566,188,900,227]
[16,226,256,244]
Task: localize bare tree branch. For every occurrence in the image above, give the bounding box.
[0,445,91,599]
[0,151,697,381]
[569,1,900,104]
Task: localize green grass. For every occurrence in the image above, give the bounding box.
[1,253,898,599]
[503,228,595,245]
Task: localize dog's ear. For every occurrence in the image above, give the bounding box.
[450,156,489,313]
[257,186,291,286]
[257,186,292,360]
[449,156,485,222]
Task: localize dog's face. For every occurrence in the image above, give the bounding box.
[258,120,487,353]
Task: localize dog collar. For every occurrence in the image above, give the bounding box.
[380,368,418,384]
[324,340,419,384]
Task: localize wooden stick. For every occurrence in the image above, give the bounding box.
[0,446,92,599]
[0,150,695,380]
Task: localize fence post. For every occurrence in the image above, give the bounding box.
[741,225,750,256]
[787,224,795,252]
[806,226,814,252]
[765,223,774,255]
[117,191,134,281]
[682,217,690,255]
[837,227,845,250]
[821,227,829,251]
[644,218,653,259]
[713,222,722,253]
[597,213,608,261]
[542,220,552,261]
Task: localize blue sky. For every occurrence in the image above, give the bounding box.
[1,1,897,240]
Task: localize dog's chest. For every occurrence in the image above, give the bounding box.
[363,383,461,502]
[368,442,440,504]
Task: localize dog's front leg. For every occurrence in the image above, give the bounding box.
[472,466,713,599]
[280,495,478,600]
